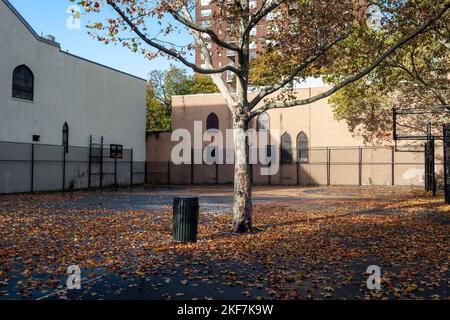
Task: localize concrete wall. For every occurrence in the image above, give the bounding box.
[0,0,147,161]
[168,88,365,149]
[147,89,365,161]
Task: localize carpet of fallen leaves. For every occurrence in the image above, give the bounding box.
[0,187,448,300]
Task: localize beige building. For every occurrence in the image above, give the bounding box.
[147,87,435,186]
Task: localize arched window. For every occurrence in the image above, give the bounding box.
[281,132,292,163]
[12,65,34,101]
[206,113,219,159]
[257,112,271,158]
[256,112,270,131]
[206,112,219,130]
[297,132,309,163]
[62,122,69,153]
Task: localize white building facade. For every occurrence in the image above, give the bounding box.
[0,0,146,159]
[0,0,147,193]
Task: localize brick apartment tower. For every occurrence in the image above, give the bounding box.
[195,0,267,86]
[194,0,368,85]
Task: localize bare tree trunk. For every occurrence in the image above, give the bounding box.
[232,114,252,233]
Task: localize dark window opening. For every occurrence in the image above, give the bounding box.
[12,65,34,101]
[206,112,219,130]
[297,132,309,163]
[281,132,292,163]
[62,122,69,153]
[266,145,273,159]
[32,135,40,142]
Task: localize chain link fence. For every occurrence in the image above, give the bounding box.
[1,142,442,193]
[0,141,145,194]
[146,146,443,187]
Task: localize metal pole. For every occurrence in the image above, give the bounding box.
[100,136,104,190]
[444,125,449,204]
[392,107,397,141]
[431,138,436,196]
[88,135,92,189]
[425,141,429,192]
[130,149,133,190]
[327,148,330,186]
[358,147,363,186]
[191,149,194,185]
[62,147,66,191]
[31,144,34,193]
[391,147,395,186]
[297,160,300,186]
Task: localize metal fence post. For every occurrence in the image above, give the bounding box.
[431,138,436,196]
[444,124,450,204]
[100,136,104,190]
[359,147,363,186]
[62,147,66,191]
[327,148,331,186]
[391,147,395,186]
[130,148,133,190]
[191,149,194,185]
[88,135,92,189]
[31,144,34,193]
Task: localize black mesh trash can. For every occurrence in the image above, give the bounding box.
[173,197,199,243]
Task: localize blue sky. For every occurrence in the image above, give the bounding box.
[9,0,190,79]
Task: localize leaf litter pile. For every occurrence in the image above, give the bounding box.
[0,187,448,300]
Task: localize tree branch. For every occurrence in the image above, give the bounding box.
[249,31,352,108]
[242,0,283,44]
[408,51,448,105]
[178,4,238,111]
[168,9,241,52]
[250,2,450,118]
[106,0,241,76]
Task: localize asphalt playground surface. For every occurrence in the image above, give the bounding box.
[1,185,448,300]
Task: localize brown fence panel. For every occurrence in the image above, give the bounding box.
[307,148,328,185]
[193,164,216,184]
[170,164,191,185]
[329,148,359,185]
[218,164,234,184]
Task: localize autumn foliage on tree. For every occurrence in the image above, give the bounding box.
[146,66,218,132]
[325,2,450,144]
[74,0,449,232]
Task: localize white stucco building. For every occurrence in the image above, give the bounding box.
[0,0,147,193]
[0,0,147,161]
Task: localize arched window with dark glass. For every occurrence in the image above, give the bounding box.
[281,132,292,163]
[206,112,219,130]
[206,113,219,159]
[297,132,309,163]
[62,122,69,153]
[257,112,270,131]
[257,112,271,158]
[12,65,34,101]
